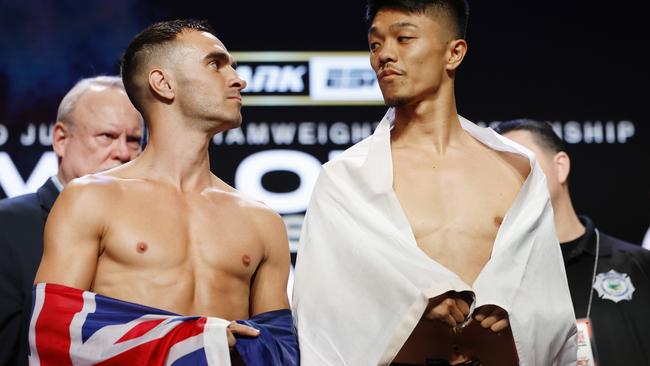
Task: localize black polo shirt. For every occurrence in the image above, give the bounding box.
[561,216,650,365]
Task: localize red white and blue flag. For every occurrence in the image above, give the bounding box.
[28,283,233,366]
[29,283,299,366]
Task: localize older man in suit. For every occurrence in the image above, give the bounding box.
[0,75,142,365]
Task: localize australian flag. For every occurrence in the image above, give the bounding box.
[29,283,299,366]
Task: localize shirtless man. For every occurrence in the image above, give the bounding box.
[374,1,522,363]
[292,1,576,365]
[34,19,296,364]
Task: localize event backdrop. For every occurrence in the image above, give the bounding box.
[1,1,648,257]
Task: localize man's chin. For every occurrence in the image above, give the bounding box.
[207,117,241,135]
[383,96,410,107]
[224,116,243,129]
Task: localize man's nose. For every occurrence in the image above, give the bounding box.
[111,136,131,162]
[377,41,397,67]
[232,72,247,91]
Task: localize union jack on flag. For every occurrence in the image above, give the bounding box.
[29,283,232,366]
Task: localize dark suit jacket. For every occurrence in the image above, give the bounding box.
[0,178,59,366]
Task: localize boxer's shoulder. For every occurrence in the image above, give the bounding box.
[47,175,125,235]
[216,188,281,224]
[63,174,123,201]
[198,185,286,250]
[199,180,282,226]
[467,136,530,181]
[457,140,530,197]
[496,149,530,180]
[65,174,146,207]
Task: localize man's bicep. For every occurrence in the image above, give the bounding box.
[249,211,291,316]
[34,185,102,290]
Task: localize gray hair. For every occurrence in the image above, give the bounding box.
[56,76,126,127]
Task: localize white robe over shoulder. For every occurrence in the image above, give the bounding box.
[292,109,577,365]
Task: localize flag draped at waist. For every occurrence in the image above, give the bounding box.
[29,283,298,366]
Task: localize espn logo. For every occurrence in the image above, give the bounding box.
[310,56,381,102]
[232,52,383,106]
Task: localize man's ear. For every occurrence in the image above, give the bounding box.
[554,151,571,185]
[52,121,69,159]
[446,39,468,71]
[149,68,175,102]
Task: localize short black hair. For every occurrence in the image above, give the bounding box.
[365,0,469,39]
[120,19,215,113]
[494,118,566,154]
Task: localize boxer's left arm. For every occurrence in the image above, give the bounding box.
[233,208,297,365]
[34,179,105,290]
[249,209,291,316]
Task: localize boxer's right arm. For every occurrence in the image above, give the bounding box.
[34,179,105,290]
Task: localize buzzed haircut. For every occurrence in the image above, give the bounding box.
[120,19,215,112]
[494,118,566,154]
[365,0,470,39]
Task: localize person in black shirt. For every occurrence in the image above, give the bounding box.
[495,118,650,365]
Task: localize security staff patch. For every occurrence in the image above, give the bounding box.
[593,269,635,303]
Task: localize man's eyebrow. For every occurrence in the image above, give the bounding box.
[389,22,418,32]
[368,22,419,35]
[204,51,236,68]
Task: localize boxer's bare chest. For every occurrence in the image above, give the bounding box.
[91,184,264,317]
[391,143,528,364]
[392,145,527,285]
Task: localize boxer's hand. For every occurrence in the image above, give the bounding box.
[473,305,509,332]
[424,292,471,328]
[227,321,260,348]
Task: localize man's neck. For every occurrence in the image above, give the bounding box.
[391,92,464,155]
[553,192,586,243]
[137,118,216,192]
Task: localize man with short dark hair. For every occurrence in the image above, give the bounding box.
[292,1,577,365]
[31,20,298,365]
[0,75,143,366]
[496,118,650,366]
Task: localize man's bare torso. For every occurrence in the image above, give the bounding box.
[34,156,289,323]
[391,133,529,365]
[89,175,267,320]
